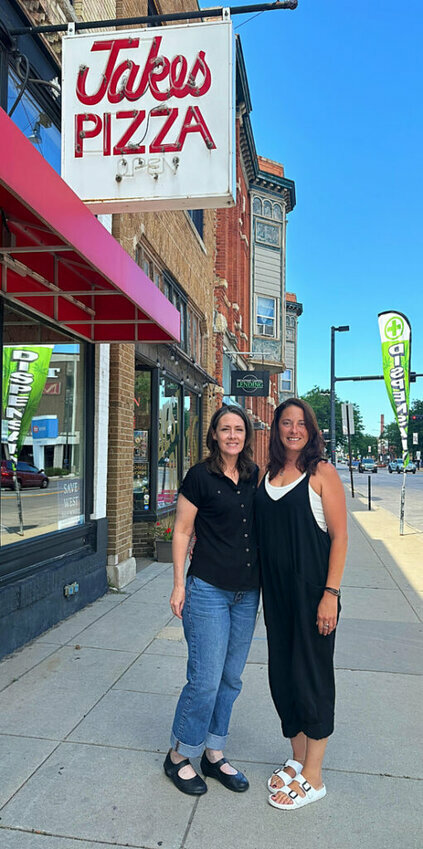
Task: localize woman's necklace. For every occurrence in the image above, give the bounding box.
[225,465,239,482]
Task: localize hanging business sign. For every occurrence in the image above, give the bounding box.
[231,371,270,397]
[62,17,235,212]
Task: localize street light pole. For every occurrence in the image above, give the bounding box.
[330,325,349,465]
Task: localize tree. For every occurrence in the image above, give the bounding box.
[351,432,378,458]
[383,398,423,457]
[300,386,364,453]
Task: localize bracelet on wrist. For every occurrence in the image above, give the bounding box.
[324,586,341,597]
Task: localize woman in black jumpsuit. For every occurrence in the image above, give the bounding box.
[256,398,348,810]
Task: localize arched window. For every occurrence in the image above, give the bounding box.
[263,200,272,217]
[273,204,282,221]
[253,197,262,215]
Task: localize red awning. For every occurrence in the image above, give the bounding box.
[0,109,180,344]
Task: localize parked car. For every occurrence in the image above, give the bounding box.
[0,460,49,489]
[395,460,417,474]
[358,458,377,473]
[388,460,400,472]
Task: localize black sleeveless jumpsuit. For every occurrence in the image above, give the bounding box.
[255,473,340,740]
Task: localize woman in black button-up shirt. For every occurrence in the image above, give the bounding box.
[163,406,260,797]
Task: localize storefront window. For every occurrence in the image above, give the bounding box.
[1,306,85,546]
[183,392,200,478]
[158,378,180,509]
[133,370,152,511]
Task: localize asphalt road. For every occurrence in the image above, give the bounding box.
[0,480,83,539]
[337,465,423,533]
[2,467,422,538]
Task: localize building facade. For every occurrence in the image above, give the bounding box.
[214,42,296,470]
[0,0,180,654]
[0,0,297,655]
[279,292,303,403]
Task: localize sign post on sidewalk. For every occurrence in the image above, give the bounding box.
[342,402,355,498]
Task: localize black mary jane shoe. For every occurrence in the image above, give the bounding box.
[163,751,207,796]
[200,752,249,793]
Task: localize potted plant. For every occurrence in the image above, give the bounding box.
[154,522,174,562]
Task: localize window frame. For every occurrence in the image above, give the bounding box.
[281,368,293,392]
[255,294,278,339]
[0,298,95,580]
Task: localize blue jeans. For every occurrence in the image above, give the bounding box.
[170,575,259,758]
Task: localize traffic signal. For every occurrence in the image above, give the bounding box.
[411,415,423,421]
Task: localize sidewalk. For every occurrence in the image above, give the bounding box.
[0,493,422,849]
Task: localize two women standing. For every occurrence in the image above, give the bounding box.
[165,398,347,809]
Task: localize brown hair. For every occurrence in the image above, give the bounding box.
[204,405,255,480]
[267,397,326,480]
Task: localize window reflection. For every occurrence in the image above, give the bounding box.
[184,393,200,478]
[158,378,180,508]
[1,307,85,545]
[133,370,151,511]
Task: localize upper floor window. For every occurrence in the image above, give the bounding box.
[273,204,283,221]
[256,296,276,337]
[263,200,272,218]
[136,244,163,290]
[187,209,204,240]
[187,308,202,364]
[253,197,262,215]
[163,271,188,352]
[281,368,292,392]
[255,220,281,248]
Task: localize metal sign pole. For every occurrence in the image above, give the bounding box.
[400,470,406,535]
[346,405,354,498]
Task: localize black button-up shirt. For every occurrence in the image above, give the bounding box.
[180,461,259,592]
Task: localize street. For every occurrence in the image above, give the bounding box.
[0,480,83,541]
[338,466,423,533]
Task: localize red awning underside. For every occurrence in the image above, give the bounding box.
[0,109,180,344]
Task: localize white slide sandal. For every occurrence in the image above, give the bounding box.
[266,758,303,792]
[268,774,326,810]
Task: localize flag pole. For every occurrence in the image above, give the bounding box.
[399,469,406,535]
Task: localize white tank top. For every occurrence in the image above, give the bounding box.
[264,472,328,532]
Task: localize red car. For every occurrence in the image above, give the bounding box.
[1,460,49,489]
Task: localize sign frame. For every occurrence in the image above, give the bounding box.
[230,371,270,398]
[61,17,236,213]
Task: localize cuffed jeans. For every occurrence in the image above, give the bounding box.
[170,575,259,758]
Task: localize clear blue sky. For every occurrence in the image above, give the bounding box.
[200,0,423,436]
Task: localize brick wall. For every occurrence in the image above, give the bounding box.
[106,343,135,564]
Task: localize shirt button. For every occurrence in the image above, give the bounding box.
[217,490,221,494]
[245,548,249,552]
[242,518,247,523]
[241,503,245,508]
[246,562,251,567]
[244,533,248,538]
[237,490,241,495]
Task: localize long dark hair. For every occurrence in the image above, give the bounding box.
[204,405,255,480]
[267,397,326,480]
